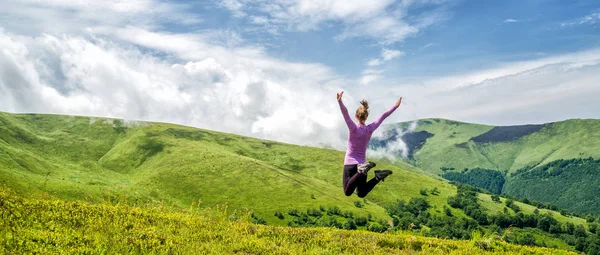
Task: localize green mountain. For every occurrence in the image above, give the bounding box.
[3,111,599,254]
[0,111,459,225]
[378,118,600,216]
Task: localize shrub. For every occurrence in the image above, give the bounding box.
[274,211,285,219]
[327,206,341,216]
[354,200,364,208]
[288,208,299,216]
[355,216,368,226]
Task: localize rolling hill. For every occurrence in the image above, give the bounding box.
[2,111,598,254]
[375,118,600,216]
[0,111,459,225]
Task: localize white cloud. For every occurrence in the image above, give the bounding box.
[503,19,519,23]
[561,11,600,27]
[360,75,381,85]
[381,49,404,61]
[367,59,382,66]
[219,0,450,44]
[2,25,600,153]
[0,0,352,148]
[419,43,434,51]
[366,48,600,127]
[2,0,600,157]
[361,48,403,84]
[219,0,247,18]
[0,28,355,149]
[0,0,201,36]
[359,69,385,85]
[369,121,418,161]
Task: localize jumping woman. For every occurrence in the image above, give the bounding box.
[337,91,402,198]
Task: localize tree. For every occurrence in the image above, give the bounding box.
[354,200,364,208]
[574,224,587,238]
[367,222,387,233]
[344,219,357,230]
[517,233,536,246]
[505,199,514,208]
[590,223,599,234]
[549,224,562,234]
[491,194,501,203]
[444,206,452,216]
[587,244,600,255]
[565,222,575,235]
[355,216,368,226]
[274,211,285,219]
[537,214,557,232]
[327,206,341,215]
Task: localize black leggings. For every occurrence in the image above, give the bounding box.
[342,165,380,198]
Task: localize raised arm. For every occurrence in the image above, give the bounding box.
[368,97,402,131]
[337,91,356,132]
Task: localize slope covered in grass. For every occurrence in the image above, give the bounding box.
[378,118,600,216]
[0,112,459,225]
[0,188,576,255]
[504,158,600,216]
[2,111,595,254]
[388,118,600,174]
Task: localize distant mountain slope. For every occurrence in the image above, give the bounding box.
[377,118,600,215]
[385,118,600,174]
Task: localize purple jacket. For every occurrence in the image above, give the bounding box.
[338,100,398,165]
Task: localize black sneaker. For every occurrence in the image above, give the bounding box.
[374,170,393,181]
[358,161,376,174]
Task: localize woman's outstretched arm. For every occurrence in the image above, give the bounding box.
[368,97,402,131]
[337,91,356,132]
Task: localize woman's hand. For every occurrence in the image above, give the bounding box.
[337,91,344,102]
[395,96,403,107]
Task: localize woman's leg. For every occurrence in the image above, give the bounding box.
[342,165,366,196]
[356,170,393,197]
[356,177,380,198]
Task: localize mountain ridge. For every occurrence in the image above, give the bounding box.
[381,117,600,216]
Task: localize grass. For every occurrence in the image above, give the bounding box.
[479,194,587,227]
[0,188,577,254]
[503,228,574,251]
[391,118,600,218]
[402,118,600,174]
[0,111,590,253]
[0,112,459,225]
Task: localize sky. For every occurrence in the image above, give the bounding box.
[1,0,600,150]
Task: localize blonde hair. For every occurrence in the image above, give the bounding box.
[355,100,369,123]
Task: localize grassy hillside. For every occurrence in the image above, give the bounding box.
[0,112,460,225]
[3,111,597,253]
[392,118,600,174]
[479,194,587,227]
[0,188,576,254]
[378,118,600,216]
[504,158,600,216]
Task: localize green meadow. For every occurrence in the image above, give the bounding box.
[0,112,459,224]
[1,111,597,254]
[0,188,577,255]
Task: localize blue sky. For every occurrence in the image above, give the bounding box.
[194,0,600,80]
[1,0,600,149]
